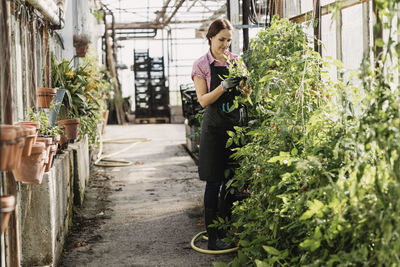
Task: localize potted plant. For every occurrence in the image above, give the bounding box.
[51,53,110,149]
[25,107,63,171]
[73,34,90,57]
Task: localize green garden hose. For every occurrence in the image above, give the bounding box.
[191,231,239,254]
[94,136,150,167]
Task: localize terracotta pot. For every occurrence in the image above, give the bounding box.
[13,142,47,184]
[102,110,109,134]
[36,137,52,164]
[75,45,88,57]
[15,121,40,139]
[37,88,57,108]
[13,125,25,169]
[73,34,89,57]
[45,145,57,172]
[1,195,16,234]
[0,125,17,171]
[17,125,37,156]
[57,118,80,141]
[59,135,69,150]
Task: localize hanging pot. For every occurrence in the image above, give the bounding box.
[13,125,26,169]
[13,142,47,184]
[15,121,40,138]
[37,88,57,108]
[0,125,17,171]
[57,118,80,141]
[1,194,16,234]
[36,137,53,165]
[45,145,58,172]
[16,125,37,156]
[59,134,69,150]
[73,34,90,57]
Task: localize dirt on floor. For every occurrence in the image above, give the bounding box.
[59,125,234,267]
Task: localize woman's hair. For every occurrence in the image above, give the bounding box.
[206,19,233,46]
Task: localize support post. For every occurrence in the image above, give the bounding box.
[313,0,322,55]
[242,0,249,51]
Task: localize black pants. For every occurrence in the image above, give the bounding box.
[204,181,234,222]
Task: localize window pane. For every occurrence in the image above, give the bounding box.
[300,0,313,13]
[321,14,337,79]
[321,0,337,5]
[341,4,364,70]
[284,0,301,18]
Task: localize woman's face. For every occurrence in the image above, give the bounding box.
[210,29,233,56]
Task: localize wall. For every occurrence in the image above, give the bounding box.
[0,0,102,266]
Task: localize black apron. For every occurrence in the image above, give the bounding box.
[198,62,241,182]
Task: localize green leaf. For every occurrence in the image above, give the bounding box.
[291,147,298,156]
[263,245,280,255]
[300,199,324,220]
[255,260,270,267]
[375,38,385,47]
[239,239,250,247]
[299,238,320,252]
[259,75,269,83]
[213,262,229,267]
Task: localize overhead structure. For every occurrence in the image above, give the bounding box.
[102,0,228,31]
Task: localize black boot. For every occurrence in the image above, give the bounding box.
[204,208,218,250]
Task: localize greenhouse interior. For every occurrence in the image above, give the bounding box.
[0,0,399,266]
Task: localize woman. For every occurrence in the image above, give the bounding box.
[191,18,246,250]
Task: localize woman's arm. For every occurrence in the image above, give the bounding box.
[193,76,224,108]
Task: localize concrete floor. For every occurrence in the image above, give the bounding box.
[59,124,233,267]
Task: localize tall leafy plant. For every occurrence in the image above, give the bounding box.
[215,7,400,266]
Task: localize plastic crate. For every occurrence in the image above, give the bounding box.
[150,78,166,87]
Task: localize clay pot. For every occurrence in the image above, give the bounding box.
[13,142,47,184]
[59,135,68,150]
[1,195,16,234]
[0,125,17,171]
[17,125,37,156]
[16,121,40,138]
[75,46,88,57]
[45,145,57,172]
[37,88,57,108]
[57,118,80,141]
[36,137,52,164]
[73,34,89,57]
[13,125,26,169]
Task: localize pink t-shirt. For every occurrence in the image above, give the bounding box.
[191,50,239,92]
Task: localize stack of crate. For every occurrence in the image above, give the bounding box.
[149,56,170,119]
[133,50,170,123]
[134,50,152,117]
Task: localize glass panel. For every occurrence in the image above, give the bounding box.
[300,0,313,13]
[321,14,337,79]
[341,4,363,70]
[284,0,301,18]
[321,0,338,5]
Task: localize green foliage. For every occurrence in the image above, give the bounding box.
[26,107,63,137]
[51,50,114,149]
[216,8,400,266]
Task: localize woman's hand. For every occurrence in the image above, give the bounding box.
[221,77,241,92]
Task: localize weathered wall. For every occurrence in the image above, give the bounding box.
[18,135,90,267]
